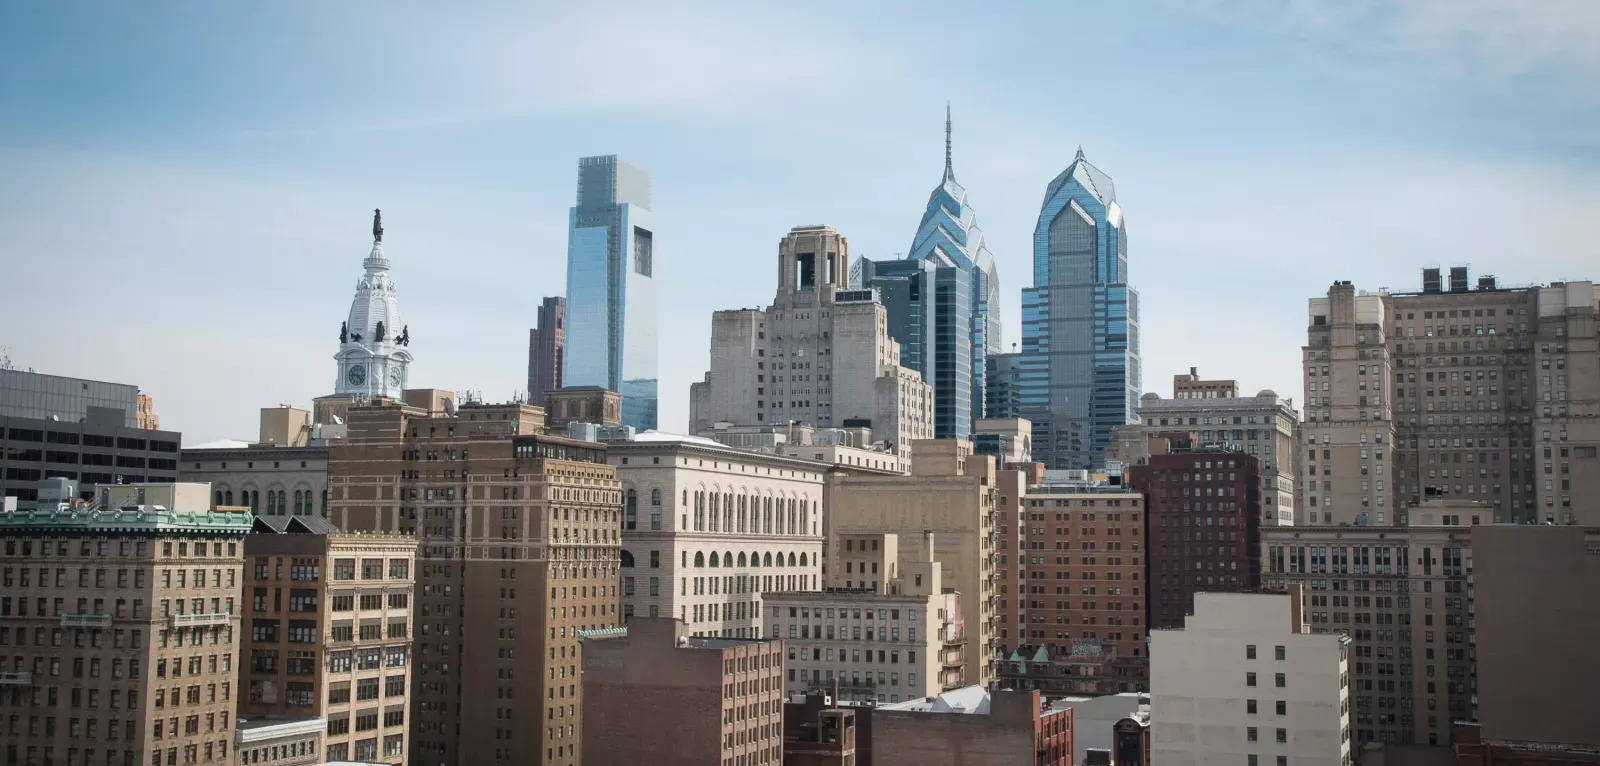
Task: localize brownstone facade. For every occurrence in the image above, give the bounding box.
[327,400,622,766]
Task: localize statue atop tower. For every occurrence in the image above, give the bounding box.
[372,208,383,243]
[329,207,411,401]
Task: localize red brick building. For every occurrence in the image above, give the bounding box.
[1127,444,1261,630]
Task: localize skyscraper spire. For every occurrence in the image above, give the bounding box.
[1075,145,1085,161]
[944,102,954,181]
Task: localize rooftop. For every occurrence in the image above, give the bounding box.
[879,684,991,714]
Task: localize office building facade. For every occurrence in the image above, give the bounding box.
[239,516,417,764]
[607,432,825,638]
[1151,591,1353,766]
[689,225,934,458]
[327,400,622,766]
[581,618,784,766]
[564,155,658,430]
[527,296,566,408]
[997,476,1149,694]
[1020,148,1141,470]
[826,440,997,686]
[1262,498,1481,747]
[858,107,1001,439]
[1301,271,1599,526]
[2,370,181,506]
[764,533,965,704]
[0,480,252,766]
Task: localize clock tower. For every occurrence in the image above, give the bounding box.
[333,208,412,400]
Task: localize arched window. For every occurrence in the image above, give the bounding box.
[737,553,747,567]
[694,552,705,568]
[709,552,720,568]
[749,551,760,568]
[292,490,303,516]
[224,490,233,506]
[276,490,287,516]
[250,490,259,512]
[621,551,635,568]
[763,552,773,567]
[695,491,705,531]
[787,552,797,567]
[214,490,223,507]
[775,553,785,568]
[651,489,661,507]
[320,489,327,517]
[625,490,638,531]
[799,552,808,567]
[723,553,733,568]
[724,494,734,531]
[266,492,278,516]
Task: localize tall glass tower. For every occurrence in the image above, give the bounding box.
[563,155,658,430]
[1020,148,1140,469]
[861,106,1000,439]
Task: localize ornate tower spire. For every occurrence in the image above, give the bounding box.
[944,102,954,182]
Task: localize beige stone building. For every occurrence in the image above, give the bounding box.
[606,432,825,638]
[827,439,997,686]
[763,532,965,704]
[136,393,160,430]
[0,479,252,766]
[581,617,784,766]
[1262,497,1482,747]
[1131,369,1300,526]
[239,516,417,764]
[1301,271,1600,526]
[182,407,334,519]
[327,399,622,766]
[690,225,935,459]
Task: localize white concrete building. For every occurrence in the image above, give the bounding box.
[689,225,934,458]
[1151,591,1352,766]
[607,431,825,638]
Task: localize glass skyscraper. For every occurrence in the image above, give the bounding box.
[1020,148,1140,469]
[563,155,658,430]
[861,107,1000,439]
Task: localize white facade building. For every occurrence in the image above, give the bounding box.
[689,225,934,458]
[333,209,412,400]
[1151,591,1352,766]
[608,432,825,639]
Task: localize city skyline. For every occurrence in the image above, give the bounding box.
[3,2,1599,443]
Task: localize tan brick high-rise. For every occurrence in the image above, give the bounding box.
[239,516,417,763]
[327,400,622,766]
[1301,270,1600,525]
[1,480,251,766]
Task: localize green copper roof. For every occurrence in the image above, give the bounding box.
[0,505,254,534]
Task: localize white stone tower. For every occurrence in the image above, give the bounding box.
[333,208,412,399]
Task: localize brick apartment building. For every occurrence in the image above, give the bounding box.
[1127,436,1263,630]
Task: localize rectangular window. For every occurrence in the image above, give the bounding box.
[1246,672,1257,687]
[1275,673,1286,688]
[1275,645,1286,661]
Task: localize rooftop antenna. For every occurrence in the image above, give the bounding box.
[0,347,12,371]
[944,102,954,181]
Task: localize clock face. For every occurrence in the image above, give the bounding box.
[389,366,403,387]
[347,364,367,386]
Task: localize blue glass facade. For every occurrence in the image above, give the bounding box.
[1020,149,1140,469]
[563,155,658,430]
[861,109,999,438]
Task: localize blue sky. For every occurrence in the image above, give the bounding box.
[3,0,1598,443]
